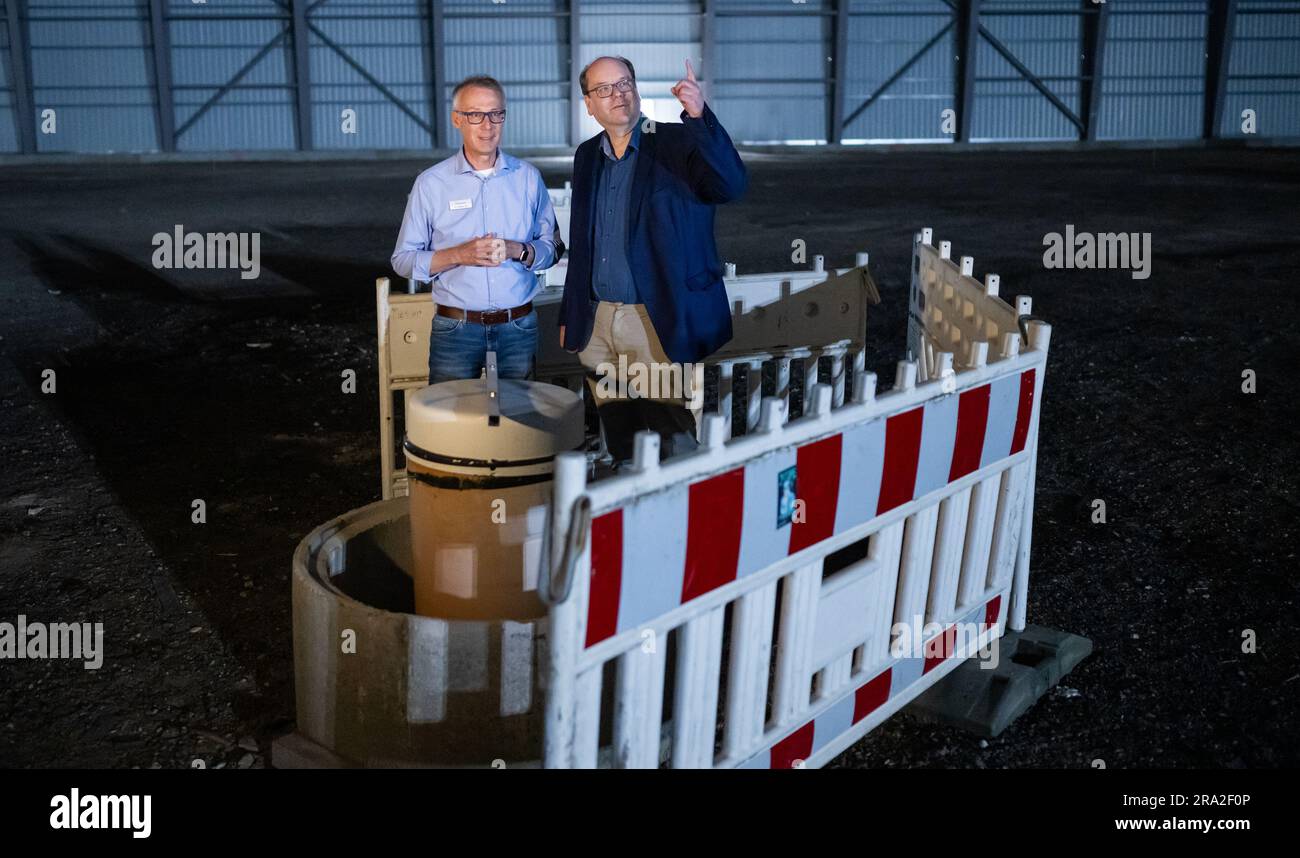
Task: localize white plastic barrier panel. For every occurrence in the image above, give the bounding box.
[542,230,1051,769]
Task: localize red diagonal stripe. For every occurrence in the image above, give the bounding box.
[585,510,623,648]
[984,595,1002,630]
[852,669,892,723]
[949,384,991,481]
[877,407,924,515]
[683,467,744,602]
[770,721,815,769]
[1010,369,1036,454]
[788,434,843,554]
[923,625,958,674]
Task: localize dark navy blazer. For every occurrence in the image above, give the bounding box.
[559,104,748,364]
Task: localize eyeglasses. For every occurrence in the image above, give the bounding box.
[456,109,507,125]
[585,78,635,99]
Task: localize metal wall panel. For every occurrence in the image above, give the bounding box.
[2,0,1297,153]
[1222,1,1300,137]
[713,0,830,142]
[446,0,568,147]
[168,1,295,151]
[843,0,954,143]
[973,0,1081,142]
[311,1,431,150]
[1096,0,1207,141]
[28,0,156,152]
[1,3,19,152]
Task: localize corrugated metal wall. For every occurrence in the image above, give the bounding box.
[1097,0,1206,140]
[28,0,157,152]
[447,0,568,146]
[843,0,955,143]
[0,1,18,151]
[0,0,1297,153]
[170,0,296,151]
[973,0,1081,142]
[713,0,827,143]
[1223,0,1300,137]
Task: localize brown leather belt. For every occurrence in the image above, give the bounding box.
[436,301,533,325]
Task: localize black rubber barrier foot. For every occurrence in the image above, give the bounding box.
[903,624,1093,739]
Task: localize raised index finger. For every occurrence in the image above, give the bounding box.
[685,58,697,81]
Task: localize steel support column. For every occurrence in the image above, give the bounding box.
[147,0,176,152]
[4,0,36,153]
[1204,0,1238,139]
[290,0,313,150]
[428,0,445,148]
[828,0,849,144]
[701,0,715,106]
[1079,0,1109,141]
[954,0,980,142]
[569,0,583,147]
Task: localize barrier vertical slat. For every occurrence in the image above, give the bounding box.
[376,278,395,500]
[613,643,667,768]
[776,356,792,414]
[746,360,763,432]
[986,461,1030,593]
[895,505,940,631]
[831,353,846,407]
[926,488,972,624]
[543,452,590,769]
[722,581,778,759]
[771,561,822,725]
[957,474,1000,609]
[572,665,602,768]
[671,605,725,768]
[1012,321,1052,631]
[822,654,852,698]
[803,353,819,415]
[865,520,906,670]
[718,362,735,440]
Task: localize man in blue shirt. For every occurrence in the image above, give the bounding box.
[392,76,563,383]
[560,56,747,463]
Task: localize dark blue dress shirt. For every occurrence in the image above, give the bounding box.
[592,120,642,304]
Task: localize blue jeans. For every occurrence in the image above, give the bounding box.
[427,309,538,384]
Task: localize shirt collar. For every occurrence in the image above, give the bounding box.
[600,118,643,161]
[454,146,517,175]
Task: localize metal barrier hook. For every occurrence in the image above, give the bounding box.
[541,494,592,605]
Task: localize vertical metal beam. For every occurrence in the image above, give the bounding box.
[147,0,176,152]
[1203,0,1238,139]
[428,0,445,149]
[828,0,849,144]
[954,0,980,143]
[1079,0,1109,141]
[701,0,715,106]
[4,0,36,153]
[569,0,583,147]
[290,0,313,150]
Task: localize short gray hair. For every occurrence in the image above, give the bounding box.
[452,75,505,106]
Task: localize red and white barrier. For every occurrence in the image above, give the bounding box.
[542,230,1051,768]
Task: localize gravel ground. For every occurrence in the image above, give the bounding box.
[0,144,1296,768]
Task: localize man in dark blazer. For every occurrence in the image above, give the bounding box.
[559,55,748,463]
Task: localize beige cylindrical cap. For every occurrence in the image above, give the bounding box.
[404,378,584,477]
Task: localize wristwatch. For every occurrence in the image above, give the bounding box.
[517,243,532,265]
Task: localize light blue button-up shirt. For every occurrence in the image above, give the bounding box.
[391,147,561,311]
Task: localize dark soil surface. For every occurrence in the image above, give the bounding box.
[1,145,1297,768]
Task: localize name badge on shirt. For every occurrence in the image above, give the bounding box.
[449,198,473,211]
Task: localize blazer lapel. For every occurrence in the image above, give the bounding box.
[628,125,656,236]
